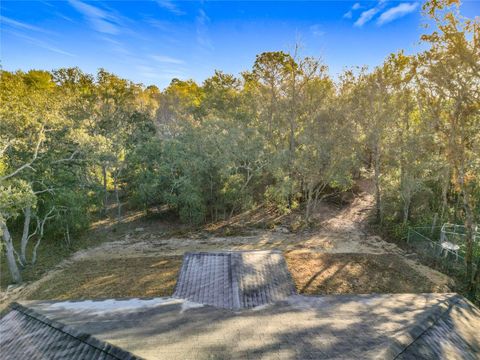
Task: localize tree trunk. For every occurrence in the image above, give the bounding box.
[32,208,54,265]
[470,255,480,298]
[313,186,320,213]
[431,213,438,236]
[289,72,298,208]
[64,220,71,247]
[455,158,475,286]
[373,143,382,223]
[268,84,274,137]
[439,167,450,221]
[32,236,42,266]
[230,171,254,219]
[20,206,32,265]
[1,220,22,283]
[305,186,313,222]
[114,170,121,221]
[402,197,411,226]
[102,164,108,216]
[463,193,475,284]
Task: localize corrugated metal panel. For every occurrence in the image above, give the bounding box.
[0,304,142,360]
[173,250,296,309]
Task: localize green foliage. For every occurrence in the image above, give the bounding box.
[1,0,479,290]
[0,180,36,221]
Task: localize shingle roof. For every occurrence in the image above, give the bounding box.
[0,303,142,360]
[8,293,479,360]
[396,296,480,359]
[1,251,479,360]
[173,251,296,309]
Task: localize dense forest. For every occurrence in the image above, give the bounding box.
[1,0,479,294]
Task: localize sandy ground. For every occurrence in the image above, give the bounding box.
[0,182,453,309]
[67,193,402,260]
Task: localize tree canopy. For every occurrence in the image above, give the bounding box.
[1,0,478,295]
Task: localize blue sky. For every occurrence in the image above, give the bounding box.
[1,1,478,88]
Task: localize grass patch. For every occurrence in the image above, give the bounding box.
[285,252,444,295]
[0,210,189,289]
[26,256,182,300]
[1,233,114,289]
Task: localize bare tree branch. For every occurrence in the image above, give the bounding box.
[33,188,55,195]
[0,126,45,182]
[0,139,14,158]
[32,207,56,265]
[52,149,80,164]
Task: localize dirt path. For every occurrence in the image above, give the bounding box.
[67,188,404,259]
[0,181,453,308]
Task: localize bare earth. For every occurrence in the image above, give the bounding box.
[0,182,453,309]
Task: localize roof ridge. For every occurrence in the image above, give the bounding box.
[393,295,480,358]
[381,294,463,359]
[9,302,143,360]
[184,250,282,255]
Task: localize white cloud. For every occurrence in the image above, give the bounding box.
[136,64,186,81]
[377,3,419,25]
[156,0,185,16]
[55,12,75,23]
[0,16,52,34]
[344,2,362,19]
[151,55,185,64]
[310,24,325,37]
[69,0,121,34]
[146,18,170,31]
[5,30,74,57]
[100,36,132,55]
[196,9,213,51]
[354,8,380,27]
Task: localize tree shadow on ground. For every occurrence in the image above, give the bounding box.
[285,252,441,295]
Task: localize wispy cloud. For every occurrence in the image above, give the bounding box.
[151,55,185,65]
[69,0,121,34]
[100,36,132,55]
[343,2,362,19]
[310,24,325,37]
[156,0,185,16]
[354,7,380,27]
[136,64,186,81]
[144,18,179,44]
[5,30,74,57]
[377,2,419,25]
[1,16,53,34]
[54,12,75,23]
[146,18,170,31]
[196,8,213,51]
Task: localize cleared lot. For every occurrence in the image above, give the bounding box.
[25,252,446,301]
[27,256,182,300]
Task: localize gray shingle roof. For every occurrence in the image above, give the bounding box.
[173,251,296,309]
[9,293,479,360]
[396,296,480,359]
[0,303,142,360]
[1,251,479,360]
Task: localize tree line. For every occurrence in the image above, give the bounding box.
[1,0,478,293]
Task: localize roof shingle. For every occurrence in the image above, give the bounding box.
[173,251,296,309]
[0,303,142,360]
